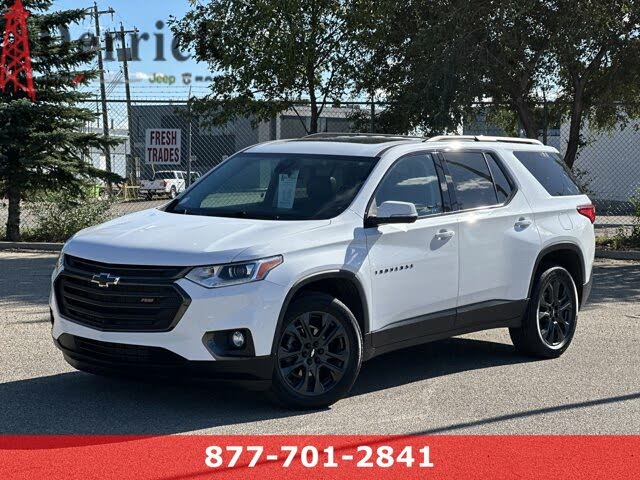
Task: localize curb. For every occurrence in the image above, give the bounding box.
[0,241,63,253]
[595,249,640,261]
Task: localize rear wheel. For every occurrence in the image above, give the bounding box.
[271,293,362,409]
[510,266,578,358]
[169,186,178,199]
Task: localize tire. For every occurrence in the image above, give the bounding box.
[271,293,362,409]
[510,266,579,359]
[169,186,178,199]
[145,192,153,201]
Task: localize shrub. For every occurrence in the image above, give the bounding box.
[23,191,114,243]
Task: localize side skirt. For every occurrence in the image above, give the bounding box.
[364,299,528,360]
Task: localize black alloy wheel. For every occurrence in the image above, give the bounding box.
[271,293,362,409]
[277,311,350,396]
[537,274,575,348]
[510,266,579,358]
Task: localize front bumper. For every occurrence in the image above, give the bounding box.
[55,333,273,389]
[51,272,287,386]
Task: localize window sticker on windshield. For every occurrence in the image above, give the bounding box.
[277,170,300,209]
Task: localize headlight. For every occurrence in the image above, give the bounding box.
[186,255,283,289]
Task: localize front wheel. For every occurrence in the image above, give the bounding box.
[510,266,579,358]
[271,293,362,409]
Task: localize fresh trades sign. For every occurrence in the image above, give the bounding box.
[145,129,181,164]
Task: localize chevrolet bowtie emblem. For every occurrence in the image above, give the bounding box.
[91,272,121,288]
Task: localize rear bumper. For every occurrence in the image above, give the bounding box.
[139,189,167,195]
[55,334,274,390]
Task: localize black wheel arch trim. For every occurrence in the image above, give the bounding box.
[271,270,370,356]
[527,242,586,299]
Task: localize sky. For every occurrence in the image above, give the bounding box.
[52,0,210,99]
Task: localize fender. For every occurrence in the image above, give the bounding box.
[527,242,586,299]
[270,270,370,356]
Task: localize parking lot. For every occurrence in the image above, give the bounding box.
[0,251,638,435]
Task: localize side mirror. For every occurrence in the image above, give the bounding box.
[365,201,419,227]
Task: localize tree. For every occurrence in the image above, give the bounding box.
[0,0,119,241]
[170,0,359,134]
[551,0,640,168]
[367,0,640,168]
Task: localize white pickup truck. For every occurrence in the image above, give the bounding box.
[140,171,200,200]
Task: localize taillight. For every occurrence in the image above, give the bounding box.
[577,204,596,224]
[163,180,168,187]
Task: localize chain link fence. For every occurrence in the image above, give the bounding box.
[4,97,639,239]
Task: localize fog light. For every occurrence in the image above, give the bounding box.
[231,331,245,348]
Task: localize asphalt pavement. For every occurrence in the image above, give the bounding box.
[0,252,638,435]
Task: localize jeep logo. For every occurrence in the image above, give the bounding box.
[90,273,120,289]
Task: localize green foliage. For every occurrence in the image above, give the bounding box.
[170,0,360,133]
[0,0,121,241]
[23,190,113,243]
[360,0,640,166]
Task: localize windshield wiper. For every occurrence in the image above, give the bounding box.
[169,207,199,216]
[169,208,284,220]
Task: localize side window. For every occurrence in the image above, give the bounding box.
[176,172,184,180]
[485,153,513,203]
[443,152,498,210]
[513,151,582,196]
[374,153,443,217]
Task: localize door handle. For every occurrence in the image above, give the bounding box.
[436,229,455,239]
[515,217,532,229]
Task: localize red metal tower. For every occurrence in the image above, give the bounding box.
[0,0,35,101]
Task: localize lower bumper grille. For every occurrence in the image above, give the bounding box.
[58,334,187,366]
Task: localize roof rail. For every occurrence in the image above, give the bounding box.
[304,132,424,140]
[425,135,543,146]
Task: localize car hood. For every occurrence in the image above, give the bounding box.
[64,208,331,266]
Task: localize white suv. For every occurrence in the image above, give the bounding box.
[50,134,595,409]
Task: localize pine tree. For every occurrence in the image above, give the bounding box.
[0,0,119,241]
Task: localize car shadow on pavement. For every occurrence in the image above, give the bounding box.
[0,338,528,438]
[351,337,531,398]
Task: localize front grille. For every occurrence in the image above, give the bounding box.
[55,255,191,332]
[58,334,186,366]
[65,255,187,279]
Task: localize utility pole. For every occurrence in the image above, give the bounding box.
[370,90,376,134]
[115,23,138,187]
[542,87,549,146]
[186,86,193,188]
[92,2,115,192]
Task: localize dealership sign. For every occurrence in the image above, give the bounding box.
[145,129,181,164]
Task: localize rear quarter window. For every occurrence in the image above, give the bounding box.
[514,151,582,196]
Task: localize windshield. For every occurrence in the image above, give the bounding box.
[167,153,378,220]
